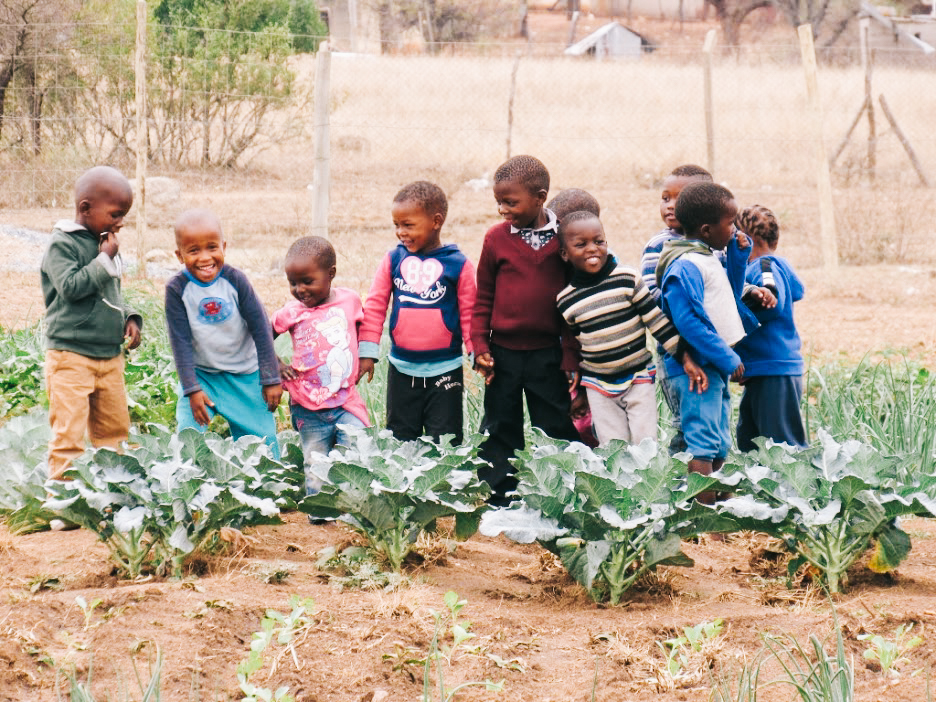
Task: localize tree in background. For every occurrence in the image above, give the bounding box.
[0,0,326,170]
[705,0,860,47]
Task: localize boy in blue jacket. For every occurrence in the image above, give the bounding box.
[733,205,807,451]
[656,182,767,497]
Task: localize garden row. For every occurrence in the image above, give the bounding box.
[3,403,936,598]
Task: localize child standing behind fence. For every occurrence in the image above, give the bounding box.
[557,211,707,446]
[733,205,807,451]
[165,209,282,453]
[358,182,475,445]
[272,236,369,495]
[41,166,142,479]
[471,155,581,503]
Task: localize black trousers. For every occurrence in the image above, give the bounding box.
[386,364,464,445]
[478,343,579,502]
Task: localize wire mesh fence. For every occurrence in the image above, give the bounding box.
[2,16,936,286]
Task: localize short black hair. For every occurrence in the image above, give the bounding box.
[494,154,549,195]
[286,235,336,269]
[393,181,448,220]
[670,164,713,180]
[547,188,600,220]
[558,210,601,247]
[75,165,132,207]
[674,182,735,236]
[737,205,779,247]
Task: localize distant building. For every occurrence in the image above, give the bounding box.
[860,1,936,53]
[564,21,654,58]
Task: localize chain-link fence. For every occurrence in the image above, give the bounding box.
[2,14,935,290]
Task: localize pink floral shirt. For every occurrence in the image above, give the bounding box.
[271,288,369,424]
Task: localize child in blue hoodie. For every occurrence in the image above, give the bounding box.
[656,182,767,499]
[733,205,807,451]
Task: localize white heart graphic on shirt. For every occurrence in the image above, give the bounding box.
[400,256,443,294]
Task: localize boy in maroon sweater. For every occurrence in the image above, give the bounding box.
[471,155,581,504]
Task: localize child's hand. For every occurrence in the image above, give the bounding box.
[358,358,375,383]
[748,286,777,309]
[474,352,495,385]
[99,231,119,258]
[730,363,745,383]
[566,370,581,393]
[734,229,751,250]
[570,389,589,420]
[263,383,282,412]
[188,390,215,426]
[681,353,709,393]
[278,358,298,381]
[123,318,141,350]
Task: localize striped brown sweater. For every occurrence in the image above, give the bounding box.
[557,260,680,379]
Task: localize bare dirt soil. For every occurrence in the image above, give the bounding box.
[3,513,936,702]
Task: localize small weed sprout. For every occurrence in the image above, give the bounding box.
[859,622,923,677]
[384,591,503,701]
[74,596,104,631]
[237,595,315,702]
[655,619,725,690]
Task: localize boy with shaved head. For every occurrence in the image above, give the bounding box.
[41,165,142,479]
[165,208,282,452]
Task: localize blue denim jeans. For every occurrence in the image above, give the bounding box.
[290,404,366,495]
[672,366,732,461]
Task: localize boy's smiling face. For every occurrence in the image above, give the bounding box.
[175,224,226,283]
[560,215,608,275]
[392,198,443,254]
[493,179,547,230]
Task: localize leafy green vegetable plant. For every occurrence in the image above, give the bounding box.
[298,428,490,571]
[0,323,45,417]
[858,623,922,677]
[480,433,738,604]
[44,426,294,578]
[0,409,57,533]
[715,431,918,593]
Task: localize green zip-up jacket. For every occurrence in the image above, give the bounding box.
[40,220,141,359]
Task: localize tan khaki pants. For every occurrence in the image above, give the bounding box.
[46,350,130,480]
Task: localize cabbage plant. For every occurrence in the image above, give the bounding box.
[480,433,738,604]
[44,426,296,578]
[0,410,56,533]
[715,431,917,593]
[298,428,490,571]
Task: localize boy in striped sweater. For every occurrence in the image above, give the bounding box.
[557,211,707,446]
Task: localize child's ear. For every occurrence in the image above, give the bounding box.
[559,247,569,262]
[78,199,91,214]
[174,249,184,264]
[433,212,445,230]
[328,265,337,280]
[536,189,548,205]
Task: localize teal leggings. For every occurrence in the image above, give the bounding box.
[176,369,279,456]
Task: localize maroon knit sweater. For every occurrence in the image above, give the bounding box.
[470,221,577,369]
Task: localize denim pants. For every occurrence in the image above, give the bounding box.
[290,404,366,495]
